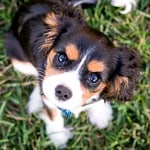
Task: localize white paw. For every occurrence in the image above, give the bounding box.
[39,111,73,148]
[27,85,43,114]
[88,100,113,129]
[47,127,73,148]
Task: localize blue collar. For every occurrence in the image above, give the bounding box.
[57,98,98,118]
[57,107,73,118]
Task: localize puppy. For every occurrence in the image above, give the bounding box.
[5,0,140,148]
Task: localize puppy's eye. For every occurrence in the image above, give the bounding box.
[58,53,67,64]
[89,73,99,83]
[86,72,102,89]
[54,52,69,68]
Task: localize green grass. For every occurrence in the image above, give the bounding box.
[0,0,150,149]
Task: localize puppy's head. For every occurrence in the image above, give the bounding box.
[40,10,140,110]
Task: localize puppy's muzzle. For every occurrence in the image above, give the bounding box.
[55,85,72,101]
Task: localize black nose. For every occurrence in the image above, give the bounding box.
[55,85,72,101]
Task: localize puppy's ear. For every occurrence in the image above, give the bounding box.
[40,12,60,51]
[102,47,141,101]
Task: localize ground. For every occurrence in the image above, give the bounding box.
[0,0,150,149]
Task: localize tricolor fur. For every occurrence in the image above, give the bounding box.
[5,0,140,148]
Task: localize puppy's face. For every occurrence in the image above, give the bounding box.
[41,13,140,110]
[43,40,111,110]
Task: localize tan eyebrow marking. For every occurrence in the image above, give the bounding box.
[88,60,105,72]
[65,44,79,61]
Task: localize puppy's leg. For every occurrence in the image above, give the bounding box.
[5,32,38,76]
[27,85,43,114]
[40,109,73,148]
[87,100,113,129]
[11,59,38,76]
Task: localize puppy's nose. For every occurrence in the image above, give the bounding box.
[55,85,72,101]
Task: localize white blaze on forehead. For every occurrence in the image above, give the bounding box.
[76,46,95,72]
[76,54,88,72]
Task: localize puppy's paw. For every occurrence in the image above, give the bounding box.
[48,127,73,148]
[40,112,73,148]
[88,101,113,129]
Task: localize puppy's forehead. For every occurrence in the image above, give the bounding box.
[48,32,112,73]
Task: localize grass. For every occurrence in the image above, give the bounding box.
[0,0,150,149]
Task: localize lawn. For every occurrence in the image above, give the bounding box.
[0,0,150,149]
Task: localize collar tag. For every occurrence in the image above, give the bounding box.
[57,107,73,119]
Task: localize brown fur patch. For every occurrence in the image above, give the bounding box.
[44,12,58,27]
[48,49,56,63]
[40,13,58,50]
[88,60,105,72]
[104,76,129,98]
[114,76,128,94]
[65,44,79,61]
[81,82,106,103]
[96,82,107,92]
[43,107,58,121]
[45,50,64,76]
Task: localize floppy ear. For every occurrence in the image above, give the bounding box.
[102,47,141,101]
[40,12,60,51]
